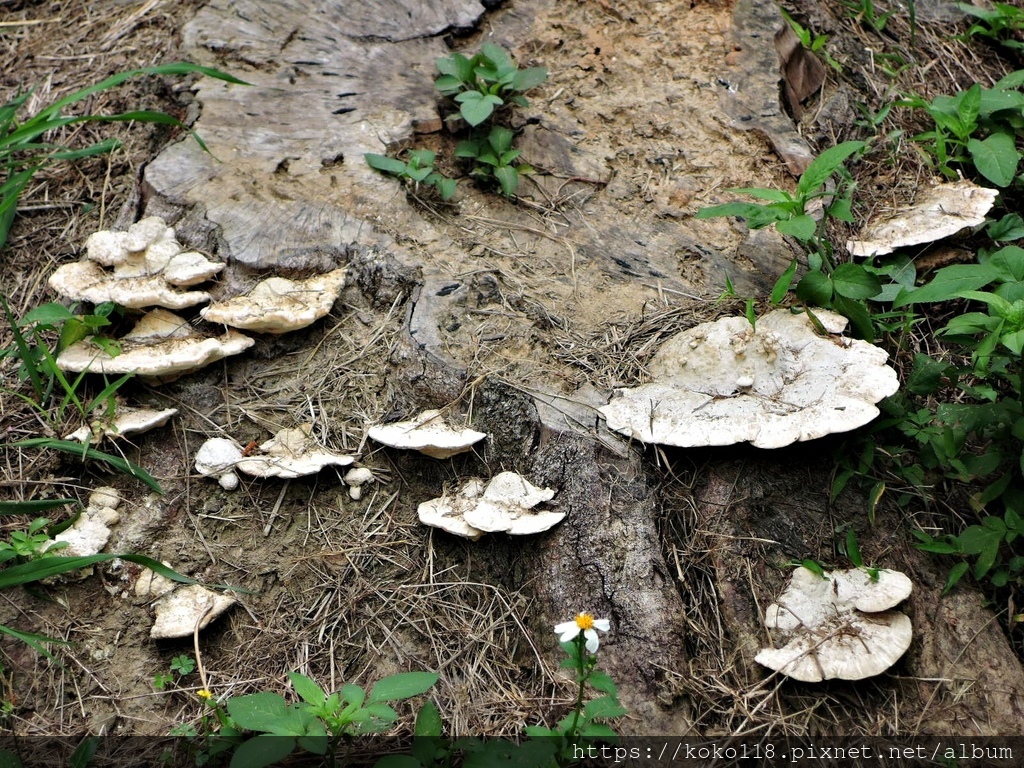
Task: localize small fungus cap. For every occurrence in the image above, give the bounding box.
[599,309,899,449]
[368,409,487,459]
[200,268,347,333]
[755,566,914,682]
[65,406,178,443]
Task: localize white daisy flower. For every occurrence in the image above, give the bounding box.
[554,612,610,653]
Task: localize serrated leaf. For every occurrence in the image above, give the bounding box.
[512,66,548,91]
[588,671,617,695]
[583,696,628,720]
[832,262,882,299]
[287,672,325,707]
[775,214,817,240]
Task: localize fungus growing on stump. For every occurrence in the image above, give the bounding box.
[200,268,348,333]
[49,216,223,309]
[755,565,914,682]
[368,409,486,458]
[598,309,899,448]
[56,309,253,382]
[417,471,561,539]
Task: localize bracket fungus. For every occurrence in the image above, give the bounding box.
[43,488,121,580]
[234,424,355,479]
[417,471,561,539]
[150,584,237,640]
[56,309,254,381]
[65,406,178,443]
[200,268,347,333]
[368,409,487,459]
[49,216,223,309]
[847,180,999,257]
[598,309,899,449]
[755,566,914,682]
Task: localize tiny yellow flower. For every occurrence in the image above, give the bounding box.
[197,689,213,700]
[554,612,610,653]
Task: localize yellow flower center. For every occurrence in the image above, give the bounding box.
[197,689,213,700]
[575,612,595,630]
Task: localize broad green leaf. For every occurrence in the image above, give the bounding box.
[494,165,519,197]
[957,83,982,135]
[943,562,970,594]
[770,259,798,304]
[355,702,399,731]
[69,737,99,768]
[832,262,882,299]
[832,295,875,340]
[588,671,618,695]
[581,722,619,739]
[488,126,514,154]
[20,303,75,327]
[434,74,464,95]
[512,66,548,92]
[583,696,628,720]
[368,672,438,703]
[995,70,1024,90]
[796,141,865,199]
[226,692,305,734]
[727,187,793,203]
[846,529,863,567]
[364,153,407,176]
[968,133,1019,187]
[480,42,513,70]
[457,93,502,126]
[435,177,458,200]
[986,245,1024,281]
[405,165,433,182]
[414,699,443,737]
[796,270,833,306]
[775,214,816,240]
[454,139,482,158]
[893,263,1001,307]
[228,735,296,768]
[287,672,325,707]
[695,202,778,221]
[341,683,365,707]
[406,149,436,167]
[988,214,1024,242]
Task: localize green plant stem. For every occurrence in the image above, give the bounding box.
[566,634,588,744]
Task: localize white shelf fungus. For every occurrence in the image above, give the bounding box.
[755,566,914,682]
[235,424,355,479]
[195,437,245,491]
[150,584,237,640]
[56,309,254,381]
[368,409,487,459]
[598,309,899,449]
[65,406,178,443]
[847,180,998,257]
[200,268,347,333]
[42,487,121,579]
[49,216,223,309]
[418,471,561,540]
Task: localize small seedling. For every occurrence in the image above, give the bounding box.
[781,9,843,71]
[435,42,547,127]
[364,149,457,200]
[0,518,67,565]
[455,125,535,197]
[957,2,1024,54]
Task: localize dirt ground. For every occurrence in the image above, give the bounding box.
[3,0,1024,752]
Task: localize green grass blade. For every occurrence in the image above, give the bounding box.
[83,374,131,419]
[8,438,163,493]
[0,499,76,515]
[37,62,249,119]
[0,624,68,661]
[0,553,194,589]
[0,294,45,403]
